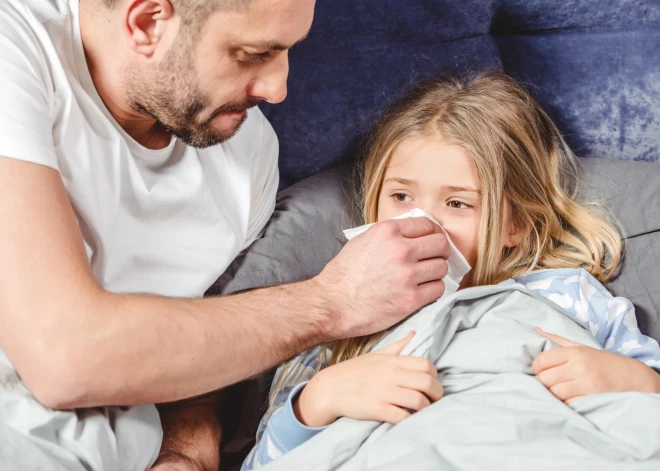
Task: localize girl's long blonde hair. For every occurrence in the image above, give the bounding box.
[271,71,623,403]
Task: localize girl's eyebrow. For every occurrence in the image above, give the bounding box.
[383,177,416,186]
[444,185,481,194]
[384,178,480,194]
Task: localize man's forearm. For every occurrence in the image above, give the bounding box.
[34,278,333,409]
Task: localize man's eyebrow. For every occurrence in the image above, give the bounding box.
[243,30,311,51]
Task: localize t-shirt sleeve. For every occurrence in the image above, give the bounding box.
[242,111,279,249]
[0,10,58,171]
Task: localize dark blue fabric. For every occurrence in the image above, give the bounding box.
[259,0,660,188]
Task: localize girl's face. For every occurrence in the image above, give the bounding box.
[377,136,518,283]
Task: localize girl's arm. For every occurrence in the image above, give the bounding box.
[241,348,328,471]
[564,269,659,370]
[242,333,444,469]
[241,380,328,470]
[530,269,660,403]
[520,268,660,370]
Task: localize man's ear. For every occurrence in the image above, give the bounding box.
[125,0,175,57]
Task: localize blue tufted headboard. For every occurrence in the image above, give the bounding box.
[260,0,660,188]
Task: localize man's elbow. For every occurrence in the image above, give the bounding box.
[10,341,92,410]
[30,375,90,411]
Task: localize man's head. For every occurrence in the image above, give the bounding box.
[99,0,315,148]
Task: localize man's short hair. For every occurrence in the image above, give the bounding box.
[101,0,252,28]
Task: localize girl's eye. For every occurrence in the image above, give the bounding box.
[393,193,412,202]
[448,200,470,209]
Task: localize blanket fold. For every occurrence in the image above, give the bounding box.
[261,286,660,471]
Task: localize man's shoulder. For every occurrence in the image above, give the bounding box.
[1,0,69,29]
[0,0,71,78]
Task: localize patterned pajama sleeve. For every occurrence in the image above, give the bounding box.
[509,268,660,372]
[241,347,330,470]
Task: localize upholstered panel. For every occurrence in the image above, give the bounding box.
[259,0,660,187]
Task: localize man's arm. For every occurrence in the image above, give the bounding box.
[0,157,450,409]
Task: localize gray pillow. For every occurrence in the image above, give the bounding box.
[210,166,359,471]
[212,158,660,470]
[207,165,358,296]
[208,158,660,341]
[579,157,660,341]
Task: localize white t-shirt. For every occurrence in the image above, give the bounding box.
[0,0,279,468]
[0,0,279,299]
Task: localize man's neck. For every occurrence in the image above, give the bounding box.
[78,3,172,150]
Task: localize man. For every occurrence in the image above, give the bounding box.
[0,0,450,469]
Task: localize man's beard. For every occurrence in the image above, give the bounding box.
[125,43,263,149]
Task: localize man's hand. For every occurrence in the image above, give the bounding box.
[150,460,197,471]
[315,217,449,339]
[533,328,660,404]
[150,395,222,471]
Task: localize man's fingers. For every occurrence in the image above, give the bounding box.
[535,364,576,388]
[397,371,444,402]
[413,258,448,285]
[535,327,582,348]
[378,331,416,355]
[409,232,451,261]
[414,279,446,307]
[532,349,571,374]
[390,217,443,239]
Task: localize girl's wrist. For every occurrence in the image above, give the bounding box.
[645,366,660,393]
[632,361,660,393]
[293,374,337,428]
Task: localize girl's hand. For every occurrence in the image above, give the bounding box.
[294,331,443,427]
[533,328,660,404]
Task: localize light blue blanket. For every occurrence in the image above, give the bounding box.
[261,286,660,471]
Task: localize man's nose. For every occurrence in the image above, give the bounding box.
[248,52,289,104]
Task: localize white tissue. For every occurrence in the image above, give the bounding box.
[342,209,472,299]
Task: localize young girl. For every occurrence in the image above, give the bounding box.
[241,71,660,470]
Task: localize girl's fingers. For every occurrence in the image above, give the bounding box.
[378,331,416,355]
[532,348,571,375]
[397,371,444,402]
[548,380,581,402]
[389,387,432,412]
[397,356,438,377]
[535,364,576,388]
[535,327,582,348]
[565,395,585,405]
[376,404,412,425]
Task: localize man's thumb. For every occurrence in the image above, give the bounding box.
[378,331,416,355]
